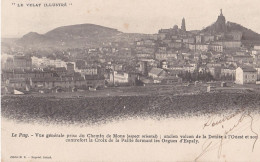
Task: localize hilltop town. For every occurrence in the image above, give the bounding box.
[2,10,260,95]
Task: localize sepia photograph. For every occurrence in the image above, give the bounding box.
[1,0,260,161]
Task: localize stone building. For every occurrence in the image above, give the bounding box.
[235,66,257,84]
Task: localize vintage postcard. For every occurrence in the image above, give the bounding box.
[1,0,260,161]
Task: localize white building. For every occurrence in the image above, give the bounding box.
[254,45,260,50]
[79,67,98,76]
[54,59,66,68]
[31,56,40,67]
[235,67,257,84]
[210,44,223,52]
[155,53,178,61]
[110,71,129,84]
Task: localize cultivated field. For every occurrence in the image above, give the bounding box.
[2,88,260,125]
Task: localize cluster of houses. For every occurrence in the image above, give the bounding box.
[2,51,260,95]
[2,10,260,94]
[2,66,106,94]
[130,11,260,85]
[2,42,260,95]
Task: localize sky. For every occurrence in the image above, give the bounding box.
[2,0,260,38]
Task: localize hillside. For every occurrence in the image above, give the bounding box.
[44,24,120,39]
[16,24,132,49]
[202,21,260,41]
[226,22,260,41]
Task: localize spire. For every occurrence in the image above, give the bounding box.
[220,9,223,16]
[181,17,186,32]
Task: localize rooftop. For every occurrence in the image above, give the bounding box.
[239,66,257,72]
[149,68,164,76]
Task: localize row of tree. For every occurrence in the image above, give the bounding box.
[178,71,236,82]
[178,71,214,82]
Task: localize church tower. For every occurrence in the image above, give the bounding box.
[181,18,186,32]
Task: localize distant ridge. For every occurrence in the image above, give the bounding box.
[16,13,260,49]
[17,24,125,48]
[16,23,152,50]
[44,23,121,39]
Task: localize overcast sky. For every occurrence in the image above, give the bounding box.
[2,0,260,38]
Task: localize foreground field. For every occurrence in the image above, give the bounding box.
[2,91,260,125]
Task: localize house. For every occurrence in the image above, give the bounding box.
[204,35,215,42]
[52,59,67,68]
[30,78,57,89]
[148,68,167,78]
[254,45,260,50]
[2,69,55,81]
[6,78,28,90]
[29,75,88,90]
[195,35,203,43]
[110,71,129,85]
[66,63,75,74]
[235,67,257,84]
[79,66,98,76]
[13,55,32,70]
[215,41,241,49]
[232,55,253,64]
[136,53,154,59]
[168,42,182,49]
[182,38,195,44]
[158,33,167,40]
[182,53,192,60]
[253,53,260,66]
[210,44,223,52]
[155,53,178,61]
[188,44,209,52]
[221,68,236,78]
[32,57,51,67]
[158,46,167,53]
[2,57,14,70]
[136,46,155,54]
[196,44,209,52]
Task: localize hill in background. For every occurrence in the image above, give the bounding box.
[16,24,151,50]
[12,11,260,50]
[201,9,260,42]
